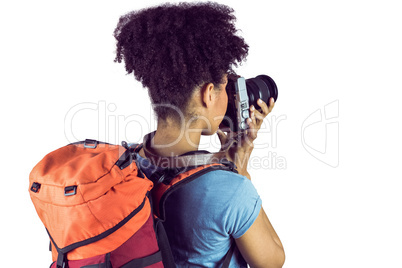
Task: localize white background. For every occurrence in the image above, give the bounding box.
[1,0,401,267]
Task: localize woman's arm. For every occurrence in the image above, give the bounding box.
[235,207,285,268]
[218,97,285,267]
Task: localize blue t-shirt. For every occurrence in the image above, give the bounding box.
[136,153,262,267]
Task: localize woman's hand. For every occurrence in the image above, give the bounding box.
[217,97,275,179]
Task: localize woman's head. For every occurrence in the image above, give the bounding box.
[114,2,248,124]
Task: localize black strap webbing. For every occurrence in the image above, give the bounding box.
[155,219,176,268]
[120,251,162,268]
[222,241,236,268]
[80,262,109,268]
[56,252,68,268]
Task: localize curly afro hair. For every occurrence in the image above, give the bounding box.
[114,2,248,121]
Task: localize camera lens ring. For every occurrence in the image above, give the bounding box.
[246,75,277,110]
[256,75,278,102]
[251,78,270,104]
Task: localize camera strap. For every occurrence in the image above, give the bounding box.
[140,131,237,169]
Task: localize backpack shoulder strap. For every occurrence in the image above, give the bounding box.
[222,241,236,268]
[136,132,240,266]
[133,132,238,219]
[152,163,236,220]
[151,164,239,267]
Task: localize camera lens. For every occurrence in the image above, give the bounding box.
[245,75,278,110]
[221,74,278,132]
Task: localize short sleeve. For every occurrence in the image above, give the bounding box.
[223,174,262,239]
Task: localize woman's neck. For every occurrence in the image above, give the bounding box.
[139,119,202,158]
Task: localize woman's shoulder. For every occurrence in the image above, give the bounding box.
[195,168,251,187]
[186,168,259,202]
[181,168,262,238]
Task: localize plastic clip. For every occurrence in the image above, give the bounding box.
[64,186,77,196]
[30,182,41,193]
[84,139,98,149]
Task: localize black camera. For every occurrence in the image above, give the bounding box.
[220,75,278,132]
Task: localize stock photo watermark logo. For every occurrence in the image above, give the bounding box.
[301,100,339,167]
[245,114,287,170]
[64,101,151,144]
[64,100,288,170]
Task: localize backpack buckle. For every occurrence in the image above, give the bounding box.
[64,186,77,196]
[220,158,237,172]
[83,139,98,149]
[30,182,41,193]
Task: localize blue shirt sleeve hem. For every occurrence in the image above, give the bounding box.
[232,196,262,239]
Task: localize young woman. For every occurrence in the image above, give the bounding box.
[114,2,285,267]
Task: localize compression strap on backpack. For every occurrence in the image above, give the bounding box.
[120,251,162,268]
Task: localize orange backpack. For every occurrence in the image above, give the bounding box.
[29,138,237,267]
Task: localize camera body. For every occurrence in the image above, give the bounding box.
[221,74,278,132]
[224,77,250,131]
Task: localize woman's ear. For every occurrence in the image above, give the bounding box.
[201,82,216,108]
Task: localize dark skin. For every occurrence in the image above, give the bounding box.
[217,97,275,180]
[139,77,285,267]
[218,97,285,268]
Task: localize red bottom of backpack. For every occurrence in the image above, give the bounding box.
[50,213,163,268]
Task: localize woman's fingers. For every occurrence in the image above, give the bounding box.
[267,97,275,113]
[246,118,258,140]
[246,98,276,141]
[254,98,275,125]
[219,98,275,151]
[250,107,264,130]
[258,98,275,116]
